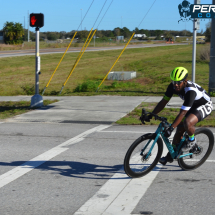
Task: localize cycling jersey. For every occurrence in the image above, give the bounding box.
[164,80,211,111]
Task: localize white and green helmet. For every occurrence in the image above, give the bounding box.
[170,67,188,81]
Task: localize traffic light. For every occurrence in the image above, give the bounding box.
[30,13,44,28]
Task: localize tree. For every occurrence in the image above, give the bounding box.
[114,28,121,36]
[3,22,24,44]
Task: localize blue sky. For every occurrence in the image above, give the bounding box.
[0,0,213,33]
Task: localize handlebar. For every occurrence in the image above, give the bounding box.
[140,108,168,125]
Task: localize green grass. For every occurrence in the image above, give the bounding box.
[116,102,215,127]
[0,40,151,51]
[0,100,58,120]
[0,44,211,96]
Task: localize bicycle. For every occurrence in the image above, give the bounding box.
[124,108,214,178]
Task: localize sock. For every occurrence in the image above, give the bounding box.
[172,144,177,150]
[189,134,195,141]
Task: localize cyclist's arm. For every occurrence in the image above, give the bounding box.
[171,109,188,129]
[171,90,196,128]
[152,98,169,114]
[152,83,173,114]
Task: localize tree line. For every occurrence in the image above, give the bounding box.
[1,21,212,44]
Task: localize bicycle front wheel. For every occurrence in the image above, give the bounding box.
[178,128,214,170]
[124,133,163,178]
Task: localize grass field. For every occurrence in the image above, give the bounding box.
[0,44,210,96]
[0,100,58,120]
[116,102,215,127]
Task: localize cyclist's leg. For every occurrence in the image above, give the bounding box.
[183,113,198,136]
[159,124,186,165]
[182,101,213,151]
[159,115,195,165]
[172,121,186,148]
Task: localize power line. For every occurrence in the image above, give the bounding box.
[137,0,157,29]
[97,0,114,29]
[77,0,95,31]
[92,0,108,28]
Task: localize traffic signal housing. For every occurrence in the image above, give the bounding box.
[30,13,44,28]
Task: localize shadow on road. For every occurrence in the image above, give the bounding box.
[0,160,124,180]
[0,160,182,180]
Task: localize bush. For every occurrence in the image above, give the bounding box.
[73,80,99,92]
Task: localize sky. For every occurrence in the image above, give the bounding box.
[0,0,213,33]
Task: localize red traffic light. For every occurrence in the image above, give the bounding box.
[30,13,44,28]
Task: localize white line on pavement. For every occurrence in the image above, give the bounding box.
[0,125,111,189]
[75,148,168,215]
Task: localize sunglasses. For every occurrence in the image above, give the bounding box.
[172,80,184,85]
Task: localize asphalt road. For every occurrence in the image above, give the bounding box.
[0,43,186,58]
[0,96,214,215]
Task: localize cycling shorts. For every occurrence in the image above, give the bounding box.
[185,101,213,122]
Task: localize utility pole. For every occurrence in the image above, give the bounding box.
[28,11,30,42]
[24,16,25,41]
[192,0,201,82]
[209,0,215,95]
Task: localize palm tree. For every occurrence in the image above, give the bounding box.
[3,22,15,41]
[14,22,24,39]
[3,22,24,44]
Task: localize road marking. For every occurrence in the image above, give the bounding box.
[186,160,215,162]
[0,125,110,189]
[75,148,168,215]
[99,131,147,134]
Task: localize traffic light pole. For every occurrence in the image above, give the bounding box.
[192,18,197,83]
[30,27,43,107]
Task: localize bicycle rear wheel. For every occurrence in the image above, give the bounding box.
[124,133,163,178]
[178,128,214,170]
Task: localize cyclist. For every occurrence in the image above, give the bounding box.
[149,67,213,165]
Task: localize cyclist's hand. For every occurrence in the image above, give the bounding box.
[164,126,174,137]
[145,114,153,122]
[140,114,153,123]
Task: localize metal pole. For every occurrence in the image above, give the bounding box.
[192,0,200,82]
[209,0,215,95]
[30,27,43,107]
[35,28,39,94]
[81,9,82,30]
[28,11,29,42]
[94,35,95,47]
[192,18,197,82]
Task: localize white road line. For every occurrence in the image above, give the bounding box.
[186,160,215,162]
[99,131,147,134]
[75,148,168,215]
[100,130,215,136]
[0,125,110,189]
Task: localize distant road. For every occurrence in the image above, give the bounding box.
[0,43,187,58]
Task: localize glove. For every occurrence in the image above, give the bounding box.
[145,114,153,122]
[164,126,174,137]
[140,114,153,123]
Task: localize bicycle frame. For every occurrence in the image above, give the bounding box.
[142,121,193,160]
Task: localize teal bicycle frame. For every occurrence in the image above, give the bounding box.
[142,121,193,160]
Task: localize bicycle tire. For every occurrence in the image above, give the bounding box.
[124,133,163,178]
[178,128,214,171]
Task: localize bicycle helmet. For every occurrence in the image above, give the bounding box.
[170,67,188,83]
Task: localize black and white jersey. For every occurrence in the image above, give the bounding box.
[164,81,211,111]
